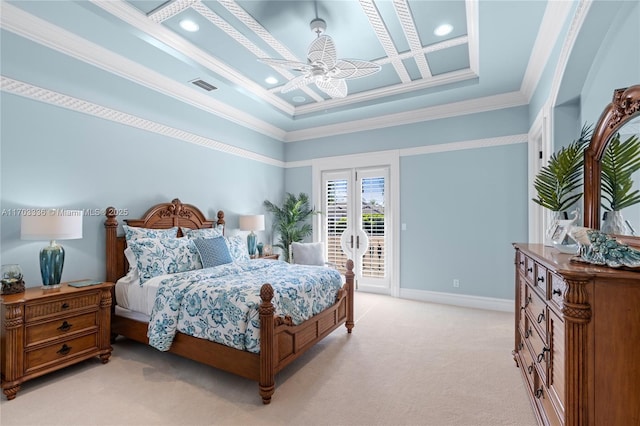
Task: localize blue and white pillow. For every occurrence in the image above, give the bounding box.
[225,235,250,262]
[124,225,178,244]
[181,225,223,239]
[128,237,203,284]
[192,237,233,268]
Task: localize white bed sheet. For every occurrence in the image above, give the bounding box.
[114,271,167,317]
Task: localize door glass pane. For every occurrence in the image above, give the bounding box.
[325,177,349,271]
[361,176,385,278]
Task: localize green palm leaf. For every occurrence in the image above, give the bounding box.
[532,124,592,212]
[601,133,640,211]
[263,192,317,262]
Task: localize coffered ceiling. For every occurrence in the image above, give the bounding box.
[1,1,560,141]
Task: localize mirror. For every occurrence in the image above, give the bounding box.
[584,84,640,246]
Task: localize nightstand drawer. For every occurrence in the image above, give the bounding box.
[25,312,98,346]
[25,334,98,372]
[25,293,100,322]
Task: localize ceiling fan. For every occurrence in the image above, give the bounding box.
[259,18,381,99]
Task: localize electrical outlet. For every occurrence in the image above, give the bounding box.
[453,279,460,288]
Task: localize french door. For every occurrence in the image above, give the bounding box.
[321,167,390,293]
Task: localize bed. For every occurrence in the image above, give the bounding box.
[104,198,354,404]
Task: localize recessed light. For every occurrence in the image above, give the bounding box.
[265,76,278,85]
[179,20,199,32]
[292,96,306,103]
[434,24,453,37]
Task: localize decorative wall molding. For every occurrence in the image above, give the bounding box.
[286,90,527,142]
[0,1,287,141]
[1,76,284,168]
[400,288,514,313]
[399,133,527,157]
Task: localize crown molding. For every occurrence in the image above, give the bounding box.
[1,76,285,168]
[521,0,573,101]
[1,2,287,141]
[286,91,527,142]
[293,68,477,116]
[92,0,299,114]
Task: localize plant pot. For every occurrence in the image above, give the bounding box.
[601,211,632,235]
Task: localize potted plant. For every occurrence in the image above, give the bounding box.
[263,192,317,263]
[600,132,640,235]
[533,124,592,212]
[532,124,592,243]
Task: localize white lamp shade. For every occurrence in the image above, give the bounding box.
[239,214,265,232]
[21,210,83,240]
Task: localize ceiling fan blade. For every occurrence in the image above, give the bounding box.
[315,77,347,98]
[280,74,314,93]
[331,59,381,79]
[307,35,337,69]
[258,58,310,72]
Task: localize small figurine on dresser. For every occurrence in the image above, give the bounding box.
[571,227,640,268]
[1,264,25,294]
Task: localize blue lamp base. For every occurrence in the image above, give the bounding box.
[40,241,65,288]
[247,232,257,256]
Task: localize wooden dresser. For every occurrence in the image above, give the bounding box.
[513,243,640,426]
[1,282,113,400]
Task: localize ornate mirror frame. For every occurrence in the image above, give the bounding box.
[583,84,640,245]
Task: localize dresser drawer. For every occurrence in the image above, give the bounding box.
[526,287,547,337]
[549,274,566,310]
[524,255,535,283]
[25,293,101,322]
[25,312,98,346]
[532,264,548,298]
[25,333,98,373]
[524,314,549,384]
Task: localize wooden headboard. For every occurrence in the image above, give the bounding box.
[104,198,225,283]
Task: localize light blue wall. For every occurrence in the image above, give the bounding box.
[401,143,528,299]
[1,93,283,285]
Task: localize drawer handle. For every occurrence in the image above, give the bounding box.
[519,342,524,351]
[537,312,546,324]
[527,267,533,273]
[553,288,562,296]
[537,347,550,363]
[535,387,543,399]
[57,344,72,356]
[537,276,545,283]
[519,260,524,265]
[61,302,70,309]
[527,364,534,374]
[526,295,532,306]
[525,327,532,338]
[57,321,72,332]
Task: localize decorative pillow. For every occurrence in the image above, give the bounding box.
[123,225,178,244]
[192,237,233,268]
[128,237,203,284]
[123,247,140,280]
[291,242,325,266]
[224,235,250,262]
[181,226,223,240]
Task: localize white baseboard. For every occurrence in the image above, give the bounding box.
[399,288,514,313]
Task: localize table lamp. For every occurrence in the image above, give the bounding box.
[239,214,265,256]
[21,210,83,288]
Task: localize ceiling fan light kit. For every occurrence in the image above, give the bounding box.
[259,18,381,99]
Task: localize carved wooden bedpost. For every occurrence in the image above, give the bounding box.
[345,259,355,333]
[104,207,119,284]
[259,283,275,404]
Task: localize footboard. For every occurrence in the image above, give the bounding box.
[258,260,354,404]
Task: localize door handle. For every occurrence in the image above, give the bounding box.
[356,235,360,249]
[350,235,354,249]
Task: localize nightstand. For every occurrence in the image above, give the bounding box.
[1,281,113,400]
[256,254,279,260]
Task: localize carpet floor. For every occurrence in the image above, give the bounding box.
[1,292,537,426]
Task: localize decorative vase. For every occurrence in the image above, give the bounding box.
[601,211,632,236]
[257,242,264,257]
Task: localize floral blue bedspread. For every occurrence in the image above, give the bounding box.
[147,259,343,353]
